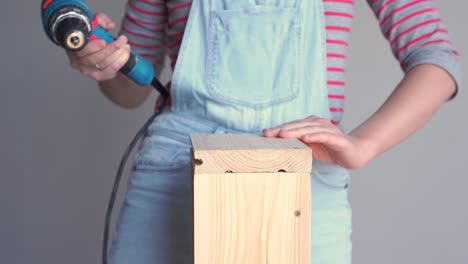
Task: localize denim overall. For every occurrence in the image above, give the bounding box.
[109,0,352,263]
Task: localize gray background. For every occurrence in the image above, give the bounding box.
[2,0,467,263]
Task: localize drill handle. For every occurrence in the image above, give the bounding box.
[91,22,155,86]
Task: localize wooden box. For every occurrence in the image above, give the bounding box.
[191,134,312,264]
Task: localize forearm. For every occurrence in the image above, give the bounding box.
[98,73,153,109]
[349,64,456,165]
[104,0,167,109]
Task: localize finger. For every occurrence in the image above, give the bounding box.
[95,12,116,31]
[301,132,349,151]
[263,119,309,137]
[80,35,128,68]
[92,45,131,81]
[278,125,338,139]
[70,39,106,58]
[96,44,130,70]
[99,44,131,73]
[263,116,325,137]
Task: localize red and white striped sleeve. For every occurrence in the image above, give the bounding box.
[367,0,461,97]
[120,0,168,75]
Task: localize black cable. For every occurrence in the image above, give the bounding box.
[102,78,168,264]
[152,78,170,100]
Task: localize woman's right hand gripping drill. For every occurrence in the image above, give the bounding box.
[67,13,130,82]
[66,13,152,108]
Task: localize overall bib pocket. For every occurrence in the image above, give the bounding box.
[205,5,302,108]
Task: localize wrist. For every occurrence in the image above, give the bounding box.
[348,132,379,168]
[98,74,151,109]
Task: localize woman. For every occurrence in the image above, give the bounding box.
[67,0,460,263]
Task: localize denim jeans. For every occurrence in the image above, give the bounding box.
[108,112,352,264]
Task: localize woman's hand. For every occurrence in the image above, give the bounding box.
[66,13,131,82]
[263,116,374,169]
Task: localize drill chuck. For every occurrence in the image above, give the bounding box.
[46,5,90,50]
[65,30,86,49]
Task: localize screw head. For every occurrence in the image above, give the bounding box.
[294,210,301,217]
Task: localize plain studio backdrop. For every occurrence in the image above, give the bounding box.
[1,1,467,263]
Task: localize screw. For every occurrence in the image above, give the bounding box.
[295,210,301,217]
[71,36,79,46]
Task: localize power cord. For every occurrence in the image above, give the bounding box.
[102,78,169,264]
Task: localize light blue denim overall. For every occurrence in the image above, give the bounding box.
[109,0,352,263]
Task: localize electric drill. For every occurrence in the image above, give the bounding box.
[41,0,155,86]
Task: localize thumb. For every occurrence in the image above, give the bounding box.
[94,12,115,31]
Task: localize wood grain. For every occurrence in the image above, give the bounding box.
[191,134,312,174]
[193,173,311,264]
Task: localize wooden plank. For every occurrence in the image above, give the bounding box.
[191,134,312,174]
[193,172,311,264]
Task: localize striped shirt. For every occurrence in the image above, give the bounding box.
[120,0,460,125]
